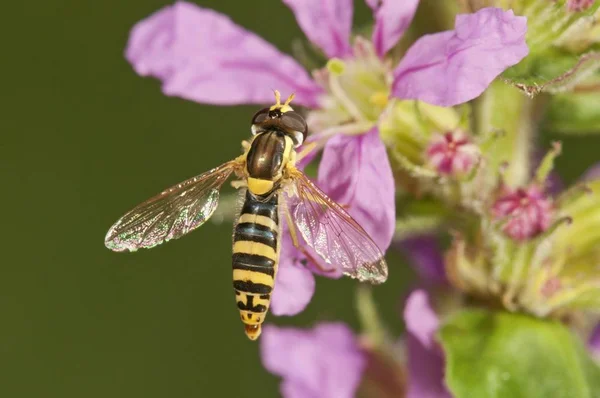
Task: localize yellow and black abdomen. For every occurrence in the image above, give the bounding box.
[232,190,280,340]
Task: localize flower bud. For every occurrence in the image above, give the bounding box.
[426,130,480,175]
[492,185,553,241]
[567,0,595,12]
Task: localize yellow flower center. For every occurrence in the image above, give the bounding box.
[307,38,391,137]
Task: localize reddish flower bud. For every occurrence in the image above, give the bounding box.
[492,185,553,241]
[567,0,594,12]
[426,130,479,175]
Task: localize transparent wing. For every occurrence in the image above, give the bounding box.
[105,161,240,252]
[284,167,388,284]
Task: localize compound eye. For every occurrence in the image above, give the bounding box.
[251,107,271,134]
[280,112,308,147]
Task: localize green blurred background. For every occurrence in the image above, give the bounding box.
[3,1,600,397]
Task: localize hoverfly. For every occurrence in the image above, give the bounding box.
[105,91,388,340]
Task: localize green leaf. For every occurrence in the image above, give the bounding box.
[501,2,600,96]
[544,91,600,134]
[502,49,600,96]
[439,310,600,398]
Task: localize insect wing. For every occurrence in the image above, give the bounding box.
[284,169,388,284]
[105,161,239,252]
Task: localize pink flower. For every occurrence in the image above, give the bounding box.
[426,130,480,175]
[125,1,529,315]
[260,323,366,398]
[492,185,553,241]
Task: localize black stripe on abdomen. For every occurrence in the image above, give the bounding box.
[233,279,272,294]
[240,191,279,219]
[232,260,275,277]
[233,222,277,249]
[232,192,280,324]
[236,295,267,313]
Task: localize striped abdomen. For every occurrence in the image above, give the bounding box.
[232,190,279,340]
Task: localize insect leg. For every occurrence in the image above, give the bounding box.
[281,197,301,248]
[231,180,248,189]
[241,140,251,151]
[296,142,317,163]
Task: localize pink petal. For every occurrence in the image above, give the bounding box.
[406,333,451,398]
[398,235,447,285]
[404,290,439,349]
[403,290,451,398]
[372,0,420,57]
[261,325,322,387]
[580,162,600,182]
[392,8,528,106]
[364,0,379,10]
[283,0,353,58]
[270,236,316,316]
[317,129,395,252]
[281,380,318,398]
[261,323,366,398]
[126,2,322,106]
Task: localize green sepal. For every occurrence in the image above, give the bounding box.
[523,1,600,50]
[474,80,535,187]
[439,309,600,398]
[555,180,600,258]
[534,141,562,184]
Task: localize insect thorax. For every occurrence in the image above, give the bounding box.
[246,131,294,196]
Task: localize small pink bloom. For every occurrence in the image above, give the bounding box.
[492,185,553,241]
[426,130,479,175]
[567,0,595,12]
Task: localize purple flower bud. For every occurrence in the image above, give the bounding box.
[426,130,479,175]
[492,185,553,241]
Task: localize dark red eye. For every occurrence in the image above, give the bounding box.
[280,112,308,145]
[251,108,271,125]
